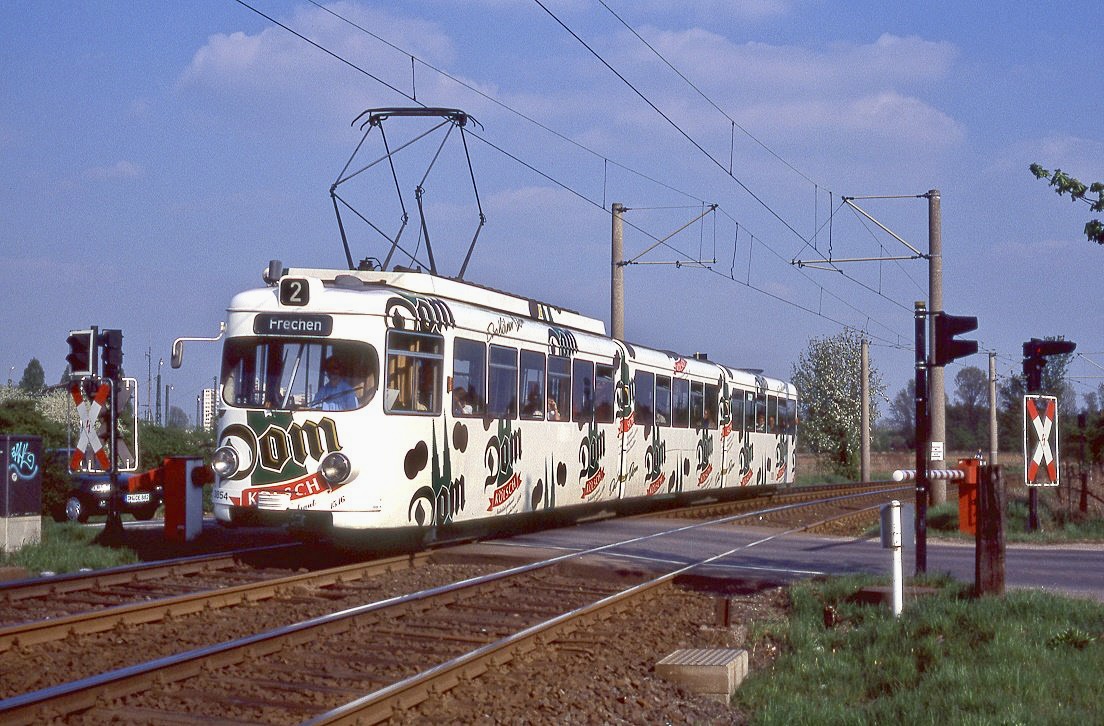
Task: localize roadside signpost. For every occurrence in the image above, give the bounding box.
[65,328,138,539]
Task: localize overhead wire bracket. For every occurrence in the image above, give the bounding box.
[620,203,719,268]
[791,195,928,268]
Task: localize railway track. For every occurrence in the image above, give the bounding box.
[0,481,909,723]
[0,551,433,653]
[0,543,302,625]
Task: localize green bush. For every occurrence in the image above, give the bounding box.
[1,394,214,516]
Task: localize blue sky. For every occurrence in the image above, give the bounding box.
[3,1,1102,424]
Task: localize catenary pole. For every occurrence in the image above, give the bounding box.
[927,190,946,505]
[611,202,625,340]
[989,352,999,465]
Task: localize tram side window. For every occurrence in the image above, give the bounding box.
[452,338,486,417]
[690,381,705,429]
[572,359,594,421]
[778,398,792,435]
[704,383,719,430]
[673,378,690,428]
[730,392,745,432]
[655,375,672,426]
[755,392,767,432]
[594,364,615,424]
[634,371,655,426]
[767,395,779,433]
[741,391,755,432]
[547,356,571,422]
[488,345,518,419]
[520,350,546,420]
[385,331,443,414]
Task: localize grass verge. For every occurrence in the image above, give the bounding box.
[921,498,1104,543]
[736,574,1104,724]
[0,519,138,575]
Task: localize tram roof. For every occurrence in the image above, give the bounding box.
[232,265,792,392]
[285,267,608,336]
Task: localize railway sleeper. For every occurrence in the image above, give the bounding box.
[163,686,320,715]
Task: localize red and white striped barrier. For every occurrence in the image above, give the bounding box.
[892,468,966,482]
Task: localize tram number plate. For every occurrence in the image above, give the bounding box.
[125,492,151,504]
[280,278,309,306]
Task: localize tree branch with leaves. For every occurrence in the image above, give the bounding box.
[1029,163,1104,245]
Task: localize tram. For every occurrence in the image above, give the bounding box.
[205,261,797,539]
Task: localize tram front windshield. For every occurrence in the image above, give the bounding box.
[221,338,378,411]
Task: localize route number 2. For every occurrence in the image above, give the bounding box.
[280,278,309,306]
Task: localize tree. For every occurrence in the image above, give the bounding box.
[0,397,70,516]
[953,366,987,409]
[166,406,189,429]
[137,420,213,470]
[791,329,884,478]
[878,380,915,451]
[997,344,1076,453]
[18,358,45,394]
[1030,164,1104,245]
[946,366,988,452]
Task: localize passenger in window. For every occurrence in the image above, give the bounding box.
[453,387,472,415]
[359,367,378,405]
[313,356,358,410]
[416,364,435,412]
[546,396,561,421]
[522,383,543,419]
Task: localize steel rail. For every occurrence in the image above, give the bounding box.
[642,481,907,521]
[0,551,429,653]
[0,542,301,603]
[0,483,911,723]
[305,491,906,723]
[304,578,674,724]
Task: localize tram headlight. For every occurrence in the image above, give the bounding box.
[319,452,352,485]
[211,446,240,478]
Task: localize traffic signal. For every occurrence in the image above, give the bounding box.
[65,329,95,377]
[932,312,978,367]
[99,329,124,381]
[1022,337,1076,392]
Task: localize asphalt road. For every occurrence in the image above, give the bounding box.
[490,517,1104,602]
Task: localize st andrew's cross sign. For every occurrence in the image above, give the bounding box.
[1023,395,1059,487]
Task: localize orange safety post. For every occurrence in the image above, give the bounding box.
[957,458,980,535]
[163,456,206,542]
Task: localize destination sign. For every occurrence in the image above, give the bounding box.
[253,313,333,337]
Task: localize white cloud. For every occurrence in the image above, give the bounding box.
[84,160,144,181]
[608,0,798,24]
[1029,136,1104,178]
[608,28,961,146]
[178,3,456,109]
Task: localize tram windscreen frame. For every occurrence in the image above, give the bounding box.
[221,337,378,411]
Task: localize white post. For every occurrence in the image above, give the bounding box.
[861,339,870,482]
[881,500,904,617]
